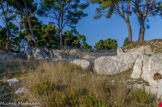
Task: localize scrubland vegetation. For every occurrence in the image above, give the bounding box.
[0,60,158,107]
[123,39,162,53]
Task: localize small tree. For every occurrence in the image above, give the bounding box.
[38,0,88,49]
[91,0,133,43]
[0,27,7,50]
[63,30,91,49]
[123,37,129,47]
[8,0,39,47]
[81,43,92,49]
[131,0,162,41]
[0,0,17,50]
[94,38,118,50]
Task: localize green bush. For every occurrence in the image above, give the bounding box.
[123,37,129,47]
[81,43,92,49]
[94,38,118,50]
[0,81,12,102]
[127,89,156,106]
[32,81,106,106]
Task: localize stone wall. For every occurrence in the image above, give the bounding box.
[0,52,26,60]
[26,48,117,60]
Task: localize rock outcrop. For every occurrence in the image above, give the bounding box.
[131,53,162,87]
[71,59,90,69]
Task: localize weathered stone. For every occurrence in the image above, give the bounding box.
[131,53,162,87]
[8,78,19,86]
[15,87,28,94]
[131,55,143,79]
[41,51,49,59]
[43,47,49,53]
[117,48,123,56]
[49,51,54,59]
[94,53,141,75]
[69,49,81,55]
[133,84,143,89]
[71,59,90,69]
[52,50,63,59]
[145,86,157,95]
[32,48,44,60]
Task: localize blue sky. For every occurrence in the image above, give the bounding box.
[39,4,162,48]
[1,2,161,48]
[76,4,162,47]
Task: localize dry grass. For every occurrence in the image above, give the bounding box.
[10,61,157,107]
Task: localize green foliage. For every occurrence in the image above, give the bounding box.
[0,27,7,49]
[123,37,129,47]
[38,0,88,48]
[81,43,92,49]
[37,24,58,49]
[94,38,118,50]
[20,15,91,49]
[63,30,92,49]
[0,23,18,51]
[63,30,80,48]
[7,0,37,13]
[0,0,17,50]
[0,81,12,102]
[32,80,106,107]
[91,0,130,19]
[38,0,88,28]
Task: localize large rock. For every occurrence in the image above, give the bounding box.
[131,53,162,87]
[71,59,90,69]
[94,53,141,75]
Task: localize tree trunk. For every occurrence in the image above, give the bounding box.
[126,21,132,43]
[59,30,63,49]
[26,16,39,47]
[138,22,145,41]
[137,17,145,41]
[6,24,10,51]
[18,16,23,51]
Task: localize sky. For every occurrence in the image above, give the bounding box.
[39,4,162,48]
